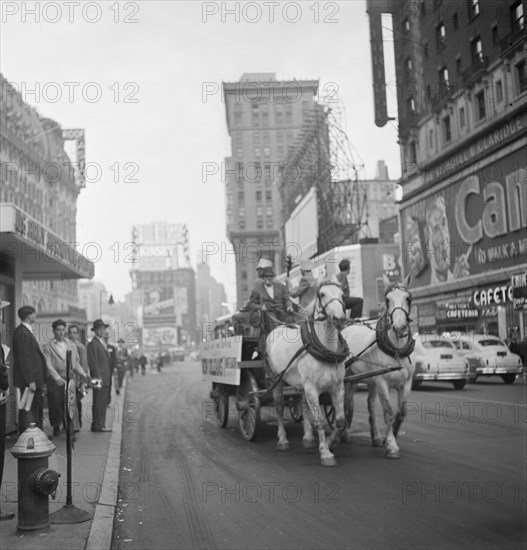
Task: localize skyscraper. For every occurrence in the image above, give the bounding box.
[223,73,319,307]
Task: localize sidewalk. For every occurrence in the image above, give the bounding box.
[1,379,126,550]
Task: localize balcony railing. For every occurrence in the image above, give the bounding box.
[499,27,527,58]
[462,56,489,86]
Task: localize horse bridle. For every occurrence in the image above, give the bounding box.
[384,283,413,327]
[314,281,346,321]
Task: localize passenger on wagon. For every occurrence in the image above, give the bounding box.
[246,266,294,324]
[287,260,317,314]
[335,259,364,319]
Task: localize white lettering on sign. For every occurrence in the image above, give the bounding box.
[473,285,514,306]
[456,169,527,244]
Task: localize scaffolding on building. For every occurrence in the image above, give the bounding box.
[278,96,370,257]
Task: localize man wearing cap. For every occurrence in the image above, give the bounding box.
[12,305,62,434]
[87,319,112,432]
[0,300,14,520]
[336,259,364,319]
[287,261,318,314]
[42,319,85,437]
[256,257,273,280]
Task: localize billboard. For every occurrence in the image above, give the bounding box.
[401,148,527,286]
[284,187,318,262]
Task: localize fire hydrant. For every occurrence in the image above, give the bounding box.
[10,423,61,531]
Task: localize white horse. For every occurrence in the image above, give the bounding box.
[341,275,415,459]
[266,281,348,467]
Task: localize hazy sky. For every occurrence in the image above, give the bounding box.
[1,0,400,305]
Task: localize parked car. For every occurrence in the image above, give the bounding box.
[172,347,186,362]
[412,338,469,390]
[450,335,523,384]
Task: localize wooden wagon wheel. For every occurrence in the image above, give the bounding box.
[237,371,260,441]
[213,384,229,429]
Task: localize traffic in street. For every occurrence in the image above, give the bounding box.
[113,358,526,550]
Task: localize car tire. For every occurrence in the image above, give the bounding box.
[453,380,466,390]
[411,380,421,390]
[501,374,516,385]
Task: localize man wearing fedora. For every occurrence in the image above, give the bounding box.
[87,319,112,432]
[42,319,86,437]
[12,305,63,434]
[287,260,318,314]
[0,300,14,520]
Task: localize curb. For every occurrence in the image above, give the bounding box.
[85,376,126,550]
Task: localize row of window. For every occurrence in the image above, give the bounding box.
[238,190,273,202]
[409,2,524,60]
[234,106,304,127]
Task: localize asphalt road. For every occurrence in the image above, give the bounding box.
[112,360,526,550]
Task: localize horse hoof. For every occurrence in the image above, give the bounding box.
[321,456,338,467]
[372,437,383,447]
[385,449,401,459]
[276,442,290,452]
[303,438,317,450]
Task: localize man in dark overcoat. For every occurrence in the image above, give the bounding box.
[87,319,112,432]
[12,305,63,433]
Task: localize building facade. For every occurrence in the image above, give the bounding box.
[0,73,90,317]
[0,73,93,432]
[223,73,320,307]
[367,0,527,337]
[130,222,197,350]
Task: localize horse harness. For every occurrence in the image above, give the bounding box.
[345,283,415,368]
[253,283,349,397]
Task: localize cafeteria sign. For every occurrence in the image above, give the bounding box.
[511,271,527,311]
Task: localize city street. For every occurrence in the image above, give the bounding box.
[112,359,526,550]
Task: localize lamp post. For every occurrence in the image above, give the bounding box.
[99,290,114,318]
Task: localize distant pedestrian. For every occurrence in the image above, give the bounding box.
[87,319,112,432]
[115,339,129,394]
[139,353,148,375]
[0,300,15,521]
[156,354,163,373]
[13,306,62,434]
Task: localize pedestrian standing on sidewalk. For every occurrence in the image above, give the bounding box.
[0,300,15,521]
[87,319,112,432]
[12,306,63,433]
[104,335,117,405]
[114,339,129,395]
[42,319,85,437]
[68,324,89,429]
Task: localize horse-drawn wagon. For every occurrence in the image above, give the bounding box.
[201,277,416,465]
[201,313,304,441]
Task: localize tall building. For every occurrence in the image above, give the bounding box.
[223,73,320,307]
[130,222,197,351]
[196,262,227,325]
[0,74,92,319]
[367,0,527,337]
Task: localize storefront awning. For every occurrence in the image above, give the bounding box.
[0,203,94,280]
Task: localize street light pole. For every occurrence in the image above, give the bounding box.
[99,290,114,318]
